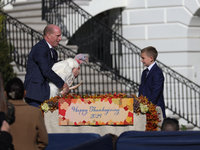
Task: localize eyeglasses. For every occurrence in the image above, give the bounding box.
[51,34,62,38]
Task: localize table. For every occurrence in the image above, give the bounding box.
[44,107,163,136]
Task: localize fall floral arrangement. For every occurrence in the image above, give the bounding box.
[132,95,160,131]
[40,93,160,131]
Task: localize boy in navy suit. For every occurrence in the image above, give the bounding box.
[138,46,166,118]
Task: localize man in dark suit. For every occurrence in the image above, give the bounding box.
[138,46,166,118]
[24,24,79,107]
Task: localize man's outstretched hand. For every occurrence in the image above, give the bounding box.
[62,82,69,95]
[73,66,80,78]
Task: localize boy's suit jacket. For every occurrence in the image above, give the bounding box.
[139,63,166,118]
[24,39,64,102]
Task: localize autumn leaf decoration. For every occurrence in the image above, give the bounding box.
[40,93,160,131]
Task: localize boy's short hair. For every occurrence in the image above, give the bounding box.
[5,77,24,100]
[161,117,179,131]
[141,46,158,61]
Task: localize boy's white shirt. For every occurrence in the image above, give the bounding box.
[147,62,155,71]
[46,41,54,58]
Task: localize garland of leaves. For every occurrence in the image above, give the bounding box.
[40,93,160,131]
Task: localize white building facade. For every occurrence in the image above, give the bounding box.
[81,0,200,85]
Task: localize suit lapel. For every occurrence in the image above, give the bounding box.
[42,39,57,64]
[142,63,158,85]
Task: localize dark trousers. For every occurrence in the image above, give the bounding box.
[25,97,42,108]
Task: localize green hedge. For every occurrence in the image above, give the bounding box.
[0,12,16,88]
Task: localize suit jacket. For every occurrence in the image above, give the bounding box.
[9,100,48,150]
[24,39,64,102]
[138,63,166,118]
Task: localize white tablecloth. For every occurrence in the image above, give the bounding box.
[44,107,163,136]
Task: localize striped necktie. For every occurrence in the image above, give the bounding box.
[146,68,149,78]
[50,48,57,62]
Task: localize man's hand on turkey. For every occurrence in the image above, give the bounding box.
[73,66,80,78]
[61,82,70,95]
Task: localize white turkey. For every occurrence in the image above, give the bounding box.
[49,54,89,98]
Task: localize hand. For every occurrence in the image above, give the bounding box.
[1,120,10,132]
[61,82,70,95]
[72,66,80,78]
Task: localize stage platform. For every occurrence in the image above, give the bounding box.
[44,107,163,136]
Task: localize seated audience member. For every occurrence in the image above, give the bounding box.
[161,117,179,131]
[0,73,15,126]
[0,73,14,150]
[5,77,48,150]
